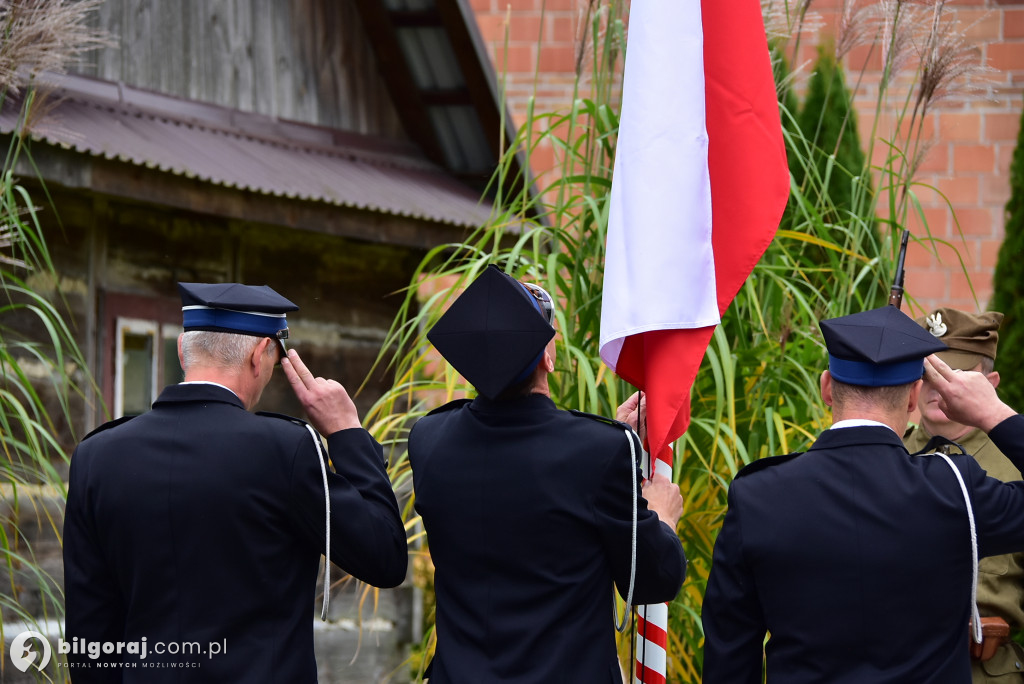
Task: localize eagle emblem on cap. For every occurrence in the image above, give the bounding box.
[925,312,947,337]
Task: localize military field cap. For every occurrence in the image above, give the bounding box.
[427,265,556,399]
[916,307,1003,371]
[820,306,948,387]
[178,282,297,356]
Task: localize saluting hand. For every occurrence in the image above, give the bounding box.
[281,349,362,435]
[922,355,1016,433]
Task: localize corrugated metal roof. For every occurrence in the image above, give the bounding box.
[0,74,494,228]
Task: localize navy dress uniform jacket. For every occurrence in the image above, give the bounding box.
[702,416,1024,684]
[63,383,407,683]
[409,393,687,684]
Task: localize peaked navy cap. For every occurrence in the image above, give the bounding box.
[427,265,555,399]
[178,282,297,354]
[819,306,948,387]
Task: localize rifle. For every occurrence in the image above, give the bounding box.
[888,229,909,309]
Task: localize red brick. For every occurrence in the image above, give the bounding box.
[950,270,985,304]
[1006,10,1024,40]
[504,0,538,10]
[477,14,507,43]
[996,143,1015,175]
[981,238,1006,268]
[907,207,953,244]
[538,45,575,72]
[935,175,981,206]
[494,45,536,73]
[952,207,998,236]
[906,268,948,301]
[956,9,1002,43]
[918,143,951,174]
[545,0,579,9]
[986,111,1023,142]
[469,0,492,10]
[981,174,1013,205]
[510,16,542,42]
[987,42,1024,72]
[846,44,884,73]
[939,111,984,142]
[953,144,997,172]
[548,15,575,42]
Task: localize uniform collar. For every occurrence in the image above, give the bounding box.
[808,423,908,452]
[831,418,897,433]
[153,382,245,410]
[469,392,556,416]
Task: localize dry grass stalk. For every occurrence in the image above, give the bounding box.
[0,0,109,94]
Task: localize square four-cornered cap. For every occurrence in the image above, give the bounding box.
[427,265,555,399]
[820,306,948,387]
[178,282,298,356]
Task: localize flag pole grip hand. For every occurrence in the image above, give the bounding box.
[642,474,683,531]
[616,391,647,446]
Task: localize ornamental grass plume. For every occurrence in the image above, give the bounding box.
[0,0,108,94]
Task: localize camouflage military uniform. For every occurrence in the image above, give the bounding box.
[907,423,1024,682]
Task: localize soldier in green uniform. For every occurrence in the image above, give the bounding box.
[905,307,1024,682]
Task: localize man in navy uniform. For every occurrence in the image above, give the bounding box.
[63,283,407,683]
[408,265,686,683]
[702,305,1024,683]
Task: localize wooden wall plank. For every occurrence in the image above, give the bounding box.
[73,0,404,137]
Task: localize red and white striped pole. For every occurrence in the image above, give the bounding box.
[635,447,673,684]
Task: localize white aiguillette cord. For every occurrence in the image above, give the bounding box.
[936,452,983,644]
[614,428,639,633]
[304,424,332,621]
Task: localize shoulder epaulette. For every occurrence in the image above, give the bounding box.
[255,411,310,428]
[568,409,632,431]
[426,398,472,416]
[735,452,803,478]
[81,415,135,441]
[909,435,969,457]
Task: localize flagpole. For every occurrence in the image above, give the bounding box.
[635,446,671,684]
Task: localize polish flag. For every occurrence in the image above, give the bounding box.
[598,2,788,682]
[600,0,788,471]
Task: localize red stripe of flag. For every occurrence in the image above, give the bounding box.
[610,0,788,463]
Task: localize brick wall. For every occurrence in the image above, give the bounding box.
[470,0,1024,315]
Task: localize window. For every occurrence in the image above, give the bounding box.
[102,292,183,420]
[114,318,182,417]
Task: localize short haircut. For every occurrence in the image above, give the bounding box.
[180,331,267,371]
[981,356,995,374]
[830,377,917,413]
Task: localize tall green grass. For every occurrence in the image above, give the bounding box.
[1,2,105,679]
[365,1,980,680]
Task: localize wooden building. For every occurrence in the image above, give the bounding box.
[0,1,516,681]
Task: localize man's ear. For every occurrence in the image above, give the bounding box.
[177,334,185,369]
[907,378,923,414]
[251,338,271,374]
[542,349,555,373]
[987,370,1000,390]
[820,370,833,407]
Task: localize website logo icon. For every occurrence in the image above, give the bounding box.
[10,630,52,673]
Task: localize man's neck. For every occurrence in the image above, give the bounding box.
[919,420,973,442]
[831,407,908,437]
[183,370,251,409]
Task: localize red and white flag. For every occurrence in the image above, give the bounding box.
[599,1,788,683]
[600,0,788,472]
